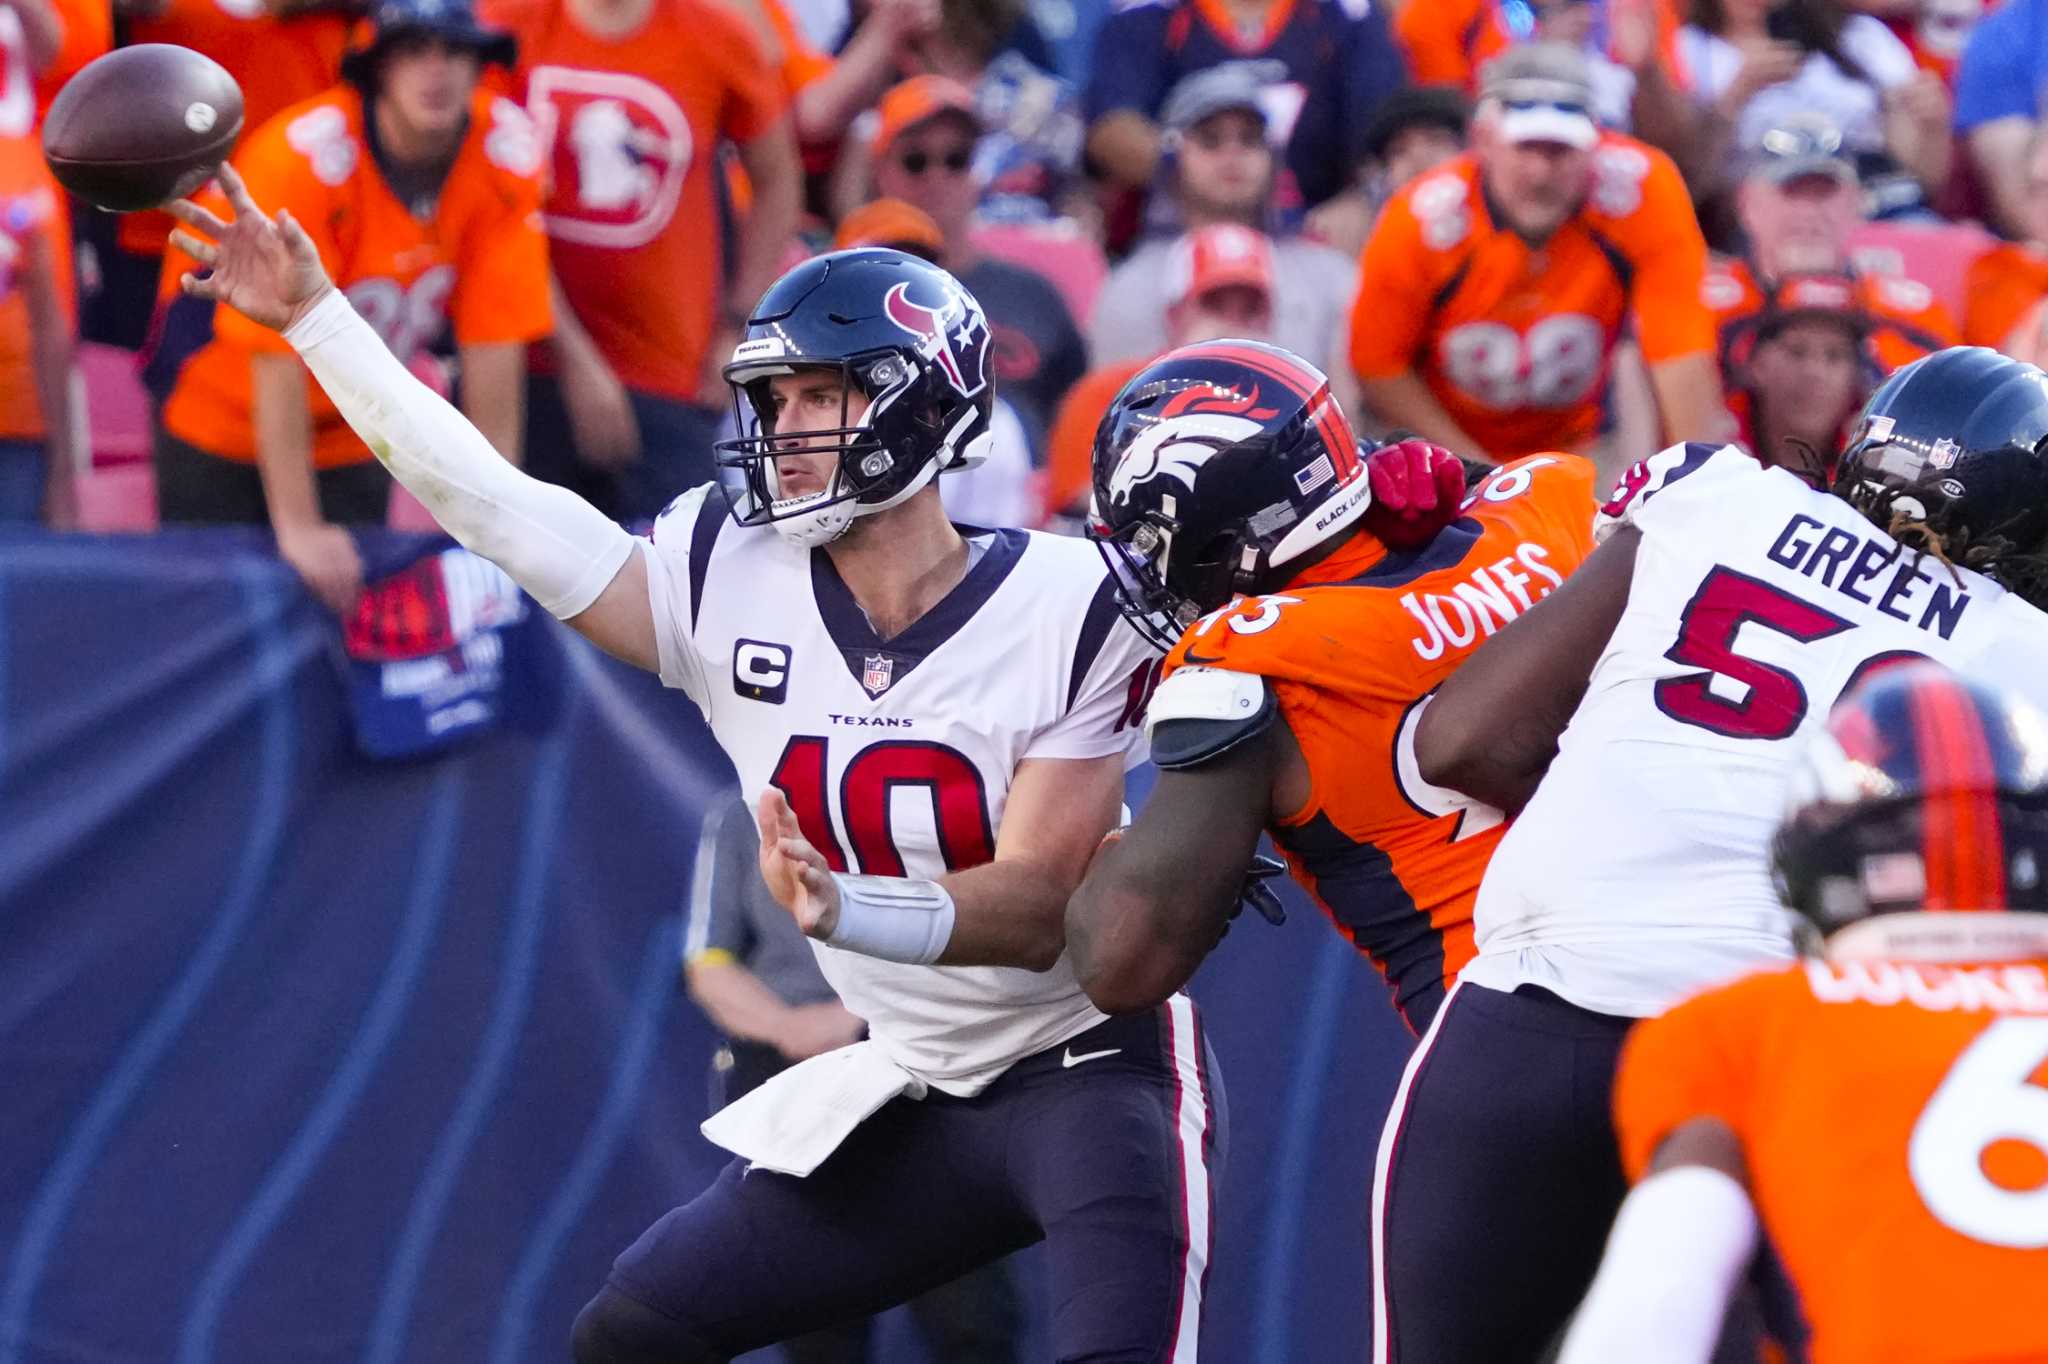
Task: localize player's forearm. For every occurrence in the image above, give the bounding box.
[933,859,1073,971]
[251,353,324,529]
[1556,1167,1758,1364]
[1067,843,1229,1014]
[1417,527,1641,812]
[284,289,633,619]
[685,958,801,1046]
[1355,372,1491,463]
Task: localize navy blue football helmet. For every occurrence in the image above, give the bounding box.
[1834,346,2048,605]
[716,249,994,547]
[1773,663,2048,960]
[1086,339,1372,651]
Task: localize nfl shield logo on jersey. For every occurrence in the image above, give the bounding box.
[862,654,896,697]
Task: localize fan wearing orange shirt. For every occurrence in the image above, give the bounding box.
[1705,115,1956,394]
[1043,221,1279,527]
[117,0,357,265]
[1963,128,2048,363]
[153,0,551,615]
[1562,664,2048,1364]
[1068,340,1599,1036]
[1350,43,1728,466]
[0,135,73,526]
[485,0,800,521]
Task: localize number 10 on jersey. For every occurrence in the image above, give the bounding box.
[769,736,996,876]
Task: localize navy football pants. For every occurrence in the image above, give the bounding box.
[1370,981,1805,1363]
[581,999,1226,1363]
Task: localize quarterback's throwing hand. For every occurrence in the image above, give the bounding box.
[757,787,843,939]
[166,162,334,334]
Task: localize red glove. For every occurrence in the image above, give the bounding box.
[1360,439,1466,550]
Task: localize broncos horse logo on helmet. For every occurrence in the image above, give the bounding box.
[1086,339,1371,651]
[716,249,995,548]
[1834,346,2048,607]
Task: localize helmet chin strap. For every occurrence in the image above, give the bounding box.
[768,451,944,548]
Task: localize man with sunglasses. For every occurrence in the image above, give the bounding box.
[861,75,1085,447]
[1349,42,1729,467]
[168,169,1259,1360]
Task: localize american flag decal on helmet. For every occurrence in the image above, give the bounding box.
[1294,453,1336,496]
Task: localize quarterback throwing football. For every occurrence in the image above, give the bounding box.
[167,166,1223,1363]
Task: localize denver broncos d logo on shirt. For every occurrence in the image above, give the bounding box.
[883,280,991,399]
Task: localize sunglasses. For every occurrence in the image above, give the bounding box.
[1501,97,1592,118]
[897,146,973,176]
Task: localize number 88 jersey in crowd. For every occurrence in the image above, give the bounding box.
[642,483,1159,1093]
[1467,427,2048,1020]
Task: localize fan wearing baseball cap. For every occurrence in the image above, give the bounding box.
[1349,42,1728,465]
[1722,273,1876,477]
[1700,113,1955,404]
[1091,62,1359,381]
[843,74,1086,448]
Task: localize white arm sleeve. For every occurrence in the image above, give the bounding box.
[1556,1166,1760,1364]
[285,289,635,620]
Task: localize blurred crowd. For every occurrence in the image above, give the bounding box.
[0,0,2042,614]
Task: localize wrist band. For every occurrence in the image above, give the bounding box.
[824,875,957,964]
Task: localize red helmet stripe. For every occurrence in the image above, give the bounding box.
[1911,674,2008,911]
[1174,342,1361,481]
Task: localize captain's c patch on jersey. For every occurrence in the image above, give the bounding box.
[734,640,791,704]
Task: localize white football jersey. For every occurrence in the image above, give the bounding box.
[640,485,1158,1093]
[1466,443,2048,1016]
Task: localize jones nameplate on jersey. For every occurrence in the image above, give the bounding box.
[734,640,791,704]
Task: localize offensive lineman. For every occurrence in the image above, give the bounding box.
[1373,346,2048,1360]
[165,167,1229,1363]
[1561,664,2048,1363]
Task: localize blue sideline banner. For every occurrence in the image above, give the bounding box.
[0,529,1412,1363]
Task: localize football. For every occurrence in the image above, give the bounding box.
[42,45,243,213]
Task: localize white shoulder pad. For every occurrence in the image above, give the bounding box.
[1594,442,1749,542]
[1145,666,1277,770]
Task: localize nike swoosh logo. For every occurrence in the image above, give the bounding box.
[1062,1046,1122,1068]
[1182,648,1225,666]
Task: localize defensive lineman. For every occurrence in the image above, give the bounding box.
[167,168,1225,1362]
[1373,346,2048,1359]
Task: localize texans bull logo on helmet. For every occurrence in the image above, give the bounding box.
[883,280,991,399]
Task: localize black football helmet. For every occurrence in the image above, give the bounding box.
[715,249,994,547]
[1833,346,2048,605]
[1086,340,1372,651]
[1772,663,2048,962]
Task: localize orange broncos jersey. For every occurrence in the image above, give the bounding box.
[0,135,69,441]
[1350,135,1714,463]
[1963,243,2048,355]
[1704,256,1957,377]
[160,85,552,469]
[1616,957,2048,1364]
[120,0,352,257]
[1159,454,1597,1030]
[1395,0,1687,94]
[486,0,786,400]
